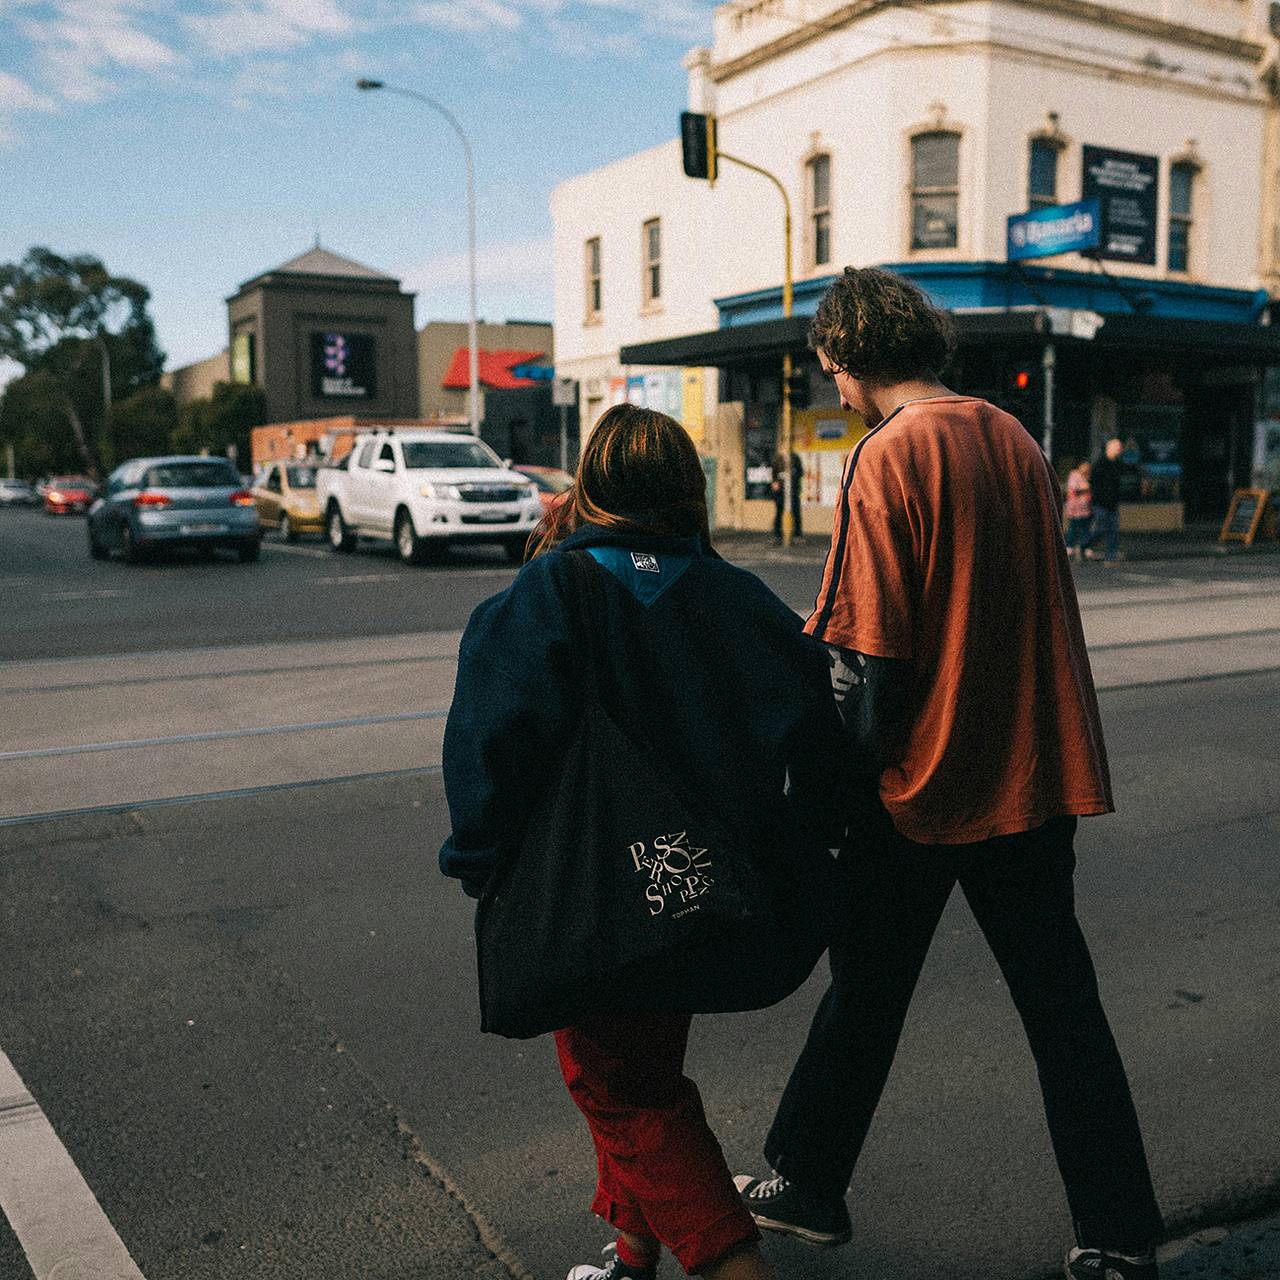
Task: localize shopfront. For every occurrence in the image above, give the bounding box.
[621,265,1280,533]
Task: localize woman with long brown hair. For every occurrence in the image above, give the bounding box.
[441,404,849,1280]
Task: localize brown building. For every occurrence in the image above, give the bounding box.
[226,247,419,425]
[159,350,229,404]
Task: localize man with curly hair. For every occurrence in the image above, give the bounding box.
[735,268,1163,1280]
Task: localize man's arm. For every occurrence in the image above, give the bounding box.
[827,645,914,772]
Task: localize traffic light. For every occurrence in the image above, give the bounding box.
[1004,362,1039,401]
[785,368,811,410]
[680,111,718,183]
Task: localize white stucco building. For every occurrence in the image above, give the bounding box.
[553,0,1280,530]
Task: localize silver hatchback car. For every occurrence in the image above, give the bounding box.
[88,456,262,563]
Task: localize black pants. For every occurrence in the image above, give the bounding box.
[772,491,801,539]
[765,816,1163,1254]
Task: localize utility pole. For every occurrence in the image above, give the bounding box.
[681,112,796,544]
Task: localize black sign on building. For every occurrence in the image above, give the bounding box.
[1082,145,1159,265]
[310,331,377,399]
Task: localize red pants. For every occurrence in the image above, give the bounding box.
[555,1014,759,1275]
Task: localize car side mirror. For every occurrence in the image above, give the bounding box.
[374,458,396,474]
[502,459,513,470]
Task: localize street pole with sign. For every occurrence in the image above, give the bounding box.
[681,112,796,545]
[357,78,480,435]
[552,376,576,473]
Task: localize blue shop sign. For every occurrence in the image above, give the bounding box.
[1007,199,1102,262]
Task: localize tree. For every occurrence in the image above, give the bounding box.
[0,248,165,477]
[107,385,178,464]
[172,381,267,471]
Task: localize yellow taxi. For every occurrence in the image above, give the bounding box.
[252,460,324,541]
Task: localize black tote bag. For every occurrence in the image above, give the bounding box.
[474,551,836,1039]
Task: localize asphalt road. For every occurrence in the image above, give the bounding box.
[2,505,1279,1280]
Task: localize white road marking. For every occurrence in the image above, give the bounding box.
[0,708,448,762]
[40,589,130,602]
[0,1047,146,1280]
[313,573,402,585]
[259,541,330,558]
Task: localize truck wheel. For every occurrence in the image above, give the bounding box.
[395,509,428,565]
[327,502,357,553]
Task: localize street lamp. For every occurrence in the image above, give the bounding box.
[356,78,480,436]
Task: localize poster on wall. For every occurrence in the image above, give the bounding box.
[1081,146,1159,265]
[231,331,256,385]
[310,331,376,399]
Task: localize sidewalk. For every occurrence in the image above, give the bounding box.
[1156,1209,1280,1280]
[716,521,1280,564]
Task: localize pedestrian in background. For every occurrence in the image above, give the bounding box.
[441,404,850,1280]
[734,268,1164,1280]
[1064,459,1093,561]
[770,451,804,544]
[1087,438,1125,565]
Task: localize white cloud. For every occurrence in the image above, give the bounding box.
[186,0,354,57]
[400,234,553,292]
[414,0,521,34]
[19,1,182,107]
[410,0,711,48]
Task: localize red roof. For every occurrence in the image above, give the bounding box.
[442,348,546,390]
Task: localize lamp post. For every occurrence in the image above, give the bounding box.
[356,78,480,436]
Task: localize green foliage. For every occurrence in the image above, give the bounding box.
[173,381,268,469]
[106,385,178,466]
[0,247,165,476]
[0,369,81,477]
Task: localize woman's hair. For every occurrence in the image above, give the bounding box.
[528,402,710,559]
[809,266,955,384]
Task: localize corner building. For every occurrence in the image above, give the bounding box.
[553,0,1280,532]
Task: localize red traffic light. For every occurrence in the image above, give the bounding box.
[1014,369,1031,391]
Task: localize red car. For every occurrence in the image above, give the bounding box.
[514,465,573,513]
[44,476,97,515]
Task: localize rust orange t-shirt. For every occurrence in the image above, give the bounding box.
[806,396,1113,844]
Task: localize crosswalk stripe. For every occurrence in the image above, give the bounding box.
[0,1048,146,1280]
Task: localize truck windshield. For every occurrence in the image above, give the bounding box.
[401,441,499,470]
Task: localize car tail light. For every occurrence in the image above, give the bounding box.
[134,492,171,508]
[47,490,64,504]
[230,490,256,507]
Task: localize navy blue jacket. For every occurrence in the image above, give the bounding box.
[440,525,851,898]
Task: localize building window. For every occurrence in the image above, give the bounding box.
[642,219,661,305]
[1028,137,1059,211]
[1168,161,1195,273]
[911,131,960,250]
[585,237,602,320]
[808,154,831,267]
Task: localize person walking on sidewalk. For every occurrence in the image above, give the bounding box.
[1087,438,1125,564]
[771,451,805,544]
[1064,459,1093,560]
[441,404,850,1280]
[734,268,1164,1280]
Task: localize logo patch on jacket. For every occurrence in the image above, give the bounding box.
[630,551,660,573]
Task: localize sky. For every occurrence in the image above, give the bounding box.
[0,0,718,374]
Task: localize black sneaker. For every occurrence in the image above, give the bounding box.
[733,1173,852,1246]
[1065,1246,1158,1280]
[566,1243,657,1280]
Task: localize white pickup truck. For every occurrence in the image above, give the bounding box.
[316,428,544,564]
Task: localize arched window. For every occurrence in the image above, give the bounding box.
[911,131,960,250]
[1028,137,1059,211]
[1168,161,1195,273]
[807,154,831,267]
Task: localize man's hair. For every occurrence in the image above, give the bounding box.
[809,267,956,383]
